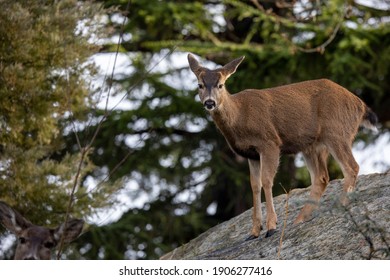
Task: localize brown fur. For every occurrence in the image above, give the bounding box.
[188,53,377,239]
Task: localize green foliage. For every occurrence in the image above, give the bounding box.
[0,0,119,258]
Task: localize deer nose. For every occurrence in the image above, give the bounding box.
[204,99,216,111]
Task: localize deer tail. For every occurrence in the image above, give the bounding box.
[361,106,378,133]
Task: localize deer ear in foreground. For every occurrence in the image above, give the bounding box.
[0,201,84,260]
[188,53,378,240]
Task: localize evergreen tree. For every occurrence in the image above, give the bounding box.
[0,0,118,259]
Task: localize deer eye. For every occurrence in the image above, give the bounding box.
[198,84,204,89]
[218,84,224,89]
[44,241,55,249]
[19,237,26,244]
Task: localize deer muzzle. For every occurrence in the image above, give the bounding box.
[204,99,216,111]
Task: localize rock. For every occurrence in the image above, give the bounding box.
[162,172,390,260]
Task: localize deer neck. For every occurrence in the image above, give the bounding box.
[210,91,239,134]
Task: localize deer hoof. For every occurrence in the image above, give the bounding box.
[265,229,276,238]
[244,235,259,241]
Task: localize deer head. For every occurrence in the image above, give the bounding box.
[0,201,84,260]
[188,53,245,111]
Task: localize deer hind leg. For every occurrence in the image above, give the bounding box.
[294,145,330,224]
[327,141,359,204]
[247,159,262,240]
[260,146,279,238]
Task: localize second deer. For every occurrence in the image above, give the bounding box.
[188,53,377,240]
[0,201,84,259]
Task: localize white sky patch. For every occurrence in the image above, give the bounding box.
[207,202,218,216]
[89,52,135,111]
[353,132,390,174]
[0,234,16,259]
[207,3,226,33]
[355,0,390,10]
[86,177,157,225]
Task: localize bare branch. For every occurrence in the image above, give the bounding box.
[297,19,343,54]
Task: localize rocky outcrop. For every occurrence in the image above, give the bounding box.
[162,172,390,260]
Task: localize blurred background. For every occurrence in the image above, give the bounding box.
[0,0,389,259]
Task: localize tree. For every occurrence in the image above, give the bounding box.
[0,0,118,259]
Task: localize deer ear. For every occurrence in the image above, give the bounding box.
[187,53,204,77]
[222,56,245,79]
[0,201,33,235]
[53,218,84,243]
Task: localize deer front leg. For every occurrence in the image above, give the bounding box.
[260,147,279,238]
[247,159,262,240]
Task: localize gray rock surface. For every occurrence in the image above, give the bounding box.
[162,172,390,259]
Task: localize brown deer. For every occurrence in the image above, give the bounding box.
[187,53,378,240]
[0,201,84,259]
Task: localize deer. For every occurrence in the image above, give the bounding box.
[187,53,378,240]
[0,201,84,259]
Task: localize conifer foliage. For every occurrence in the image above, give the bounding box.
[0,0,119,259]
